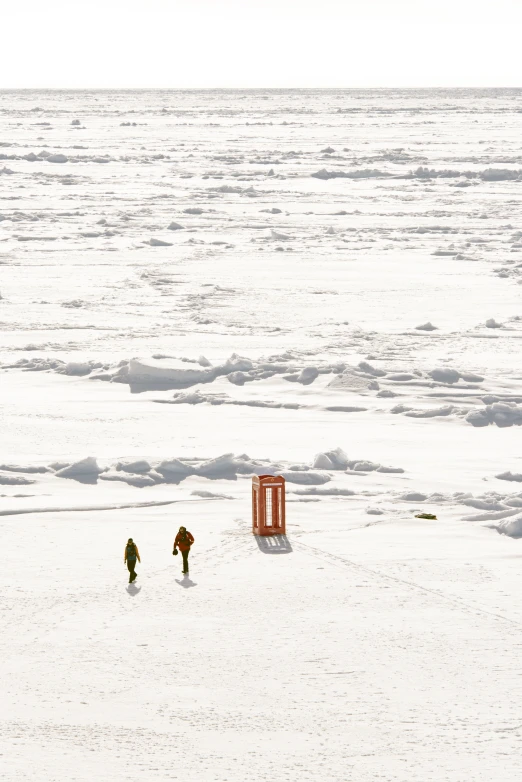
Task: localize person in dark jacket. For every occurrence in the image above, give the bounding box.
[173,526,194,574]
[124,538,141,583]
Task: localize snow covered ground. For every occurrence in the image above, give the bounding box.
[1,89,522,780]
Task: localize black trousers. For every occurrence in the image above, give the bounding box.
[127,559,137,581]
[181,550,189,573]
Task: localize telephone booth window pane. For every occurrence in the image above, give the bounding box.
[265,488,273,526]
[275,488,281,528]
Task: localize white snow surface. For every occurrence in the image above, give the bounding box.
[2,89,522,781]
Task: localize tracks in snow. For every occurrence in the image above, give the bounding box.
[5,528,521,638]
[292,539,522,630]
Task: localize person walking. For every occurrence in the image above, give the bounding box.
[173,526,194,575]
[124,538,141,583]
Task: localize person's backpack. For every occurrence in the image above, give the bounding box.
[126,543,137,560]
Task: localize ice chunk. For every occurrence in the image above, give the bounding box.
[156,459,195,480]
[495,471,522,482]
[64,362,92,376]
[466,402,522,428]
[295,488,355,496]
[270,229,291,241]
[328,370,375,392]
[149,238,173,246]
[128,358,212,389]
[352,461,380,472]
[322,448,350,470]
[55,457,102,483]
[358,361,386,377]
[0,464,50,474]
[281,471,331,485]
[297,367,319,385]
[0,472,35,485]
[466,410,490,427]
[428,368,460,384]
[490,515,522,538]
[227,371,255,386]
[196,454,241,480]
[170,390,214,405]
[481,169,522,181]
[221,354,254,373]
[47,154,68,163]
[312,168,386,180]
[100,471,157,488]
[312,453,335,470]
[116,460,152,474]
[404,406,454,418]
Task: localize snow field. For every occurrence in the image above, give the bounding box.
[3,497,522,781]
[2,88,522,780]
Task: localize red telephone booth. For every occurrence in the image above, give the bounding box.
[252,475,286,536]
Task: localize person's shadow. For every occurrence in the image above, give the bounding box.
[126,584,142,596]
[175,574,197,588]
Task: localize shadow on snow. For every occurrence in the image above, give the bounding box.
[175,574,197,588]
[255,534,293,554]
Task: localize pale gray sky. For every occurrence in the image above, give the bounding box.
[2,0,522,88]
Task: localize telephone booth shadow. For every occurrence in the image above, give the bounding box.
[255,534,293,554]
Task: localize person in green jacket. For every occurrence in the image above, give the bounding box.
[124,538,141,583]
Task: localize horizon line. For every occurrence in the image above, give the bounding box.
[1,86,522,91]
